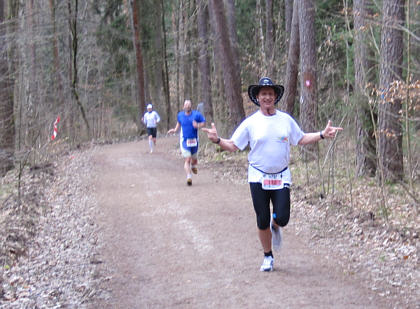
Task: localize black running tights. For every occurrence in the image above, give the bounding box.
[249,182,290,230]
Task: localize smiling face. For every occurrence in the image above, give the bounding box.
[183,100,192,114]
[257,87,276,113]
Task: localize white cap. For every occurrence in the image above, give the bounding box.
[147,104,152,109]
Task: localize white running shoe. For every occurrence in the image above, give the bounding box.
[187,174,192,186]
[191,165,198,174]
[260,255,274,272]
[271,220,282,251]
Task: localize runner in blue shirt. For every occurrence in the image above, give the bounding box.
[168,100,206,186]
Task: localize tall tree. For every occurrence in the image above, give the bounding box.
[191,0,199,106]
[265,0,274,77]
[48,0,63,104]
[68,0,90,135]
[282,0,299,115]
[0,0,16,175]
[378,0,405,181]
[198,0,213,122]
[210,0,245,129]
[354,0,376,176]
[285,0,293,49]
[144,0,164,118]
[161,0,171,130]
[224,0,241,81]
[172,1,181,111]
[25,0,39,147]
[131,0,146,129]
[256,0,266,77]
[411,0,420,81]
[298,0,318,158]
[182,0,192,100]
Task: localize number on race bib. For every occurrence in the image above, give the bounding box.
[261,173,284,190]
[186,138,198,147]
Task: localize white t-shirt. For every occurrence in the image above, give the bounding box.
[231,110,304,183]
[143,111,160,128]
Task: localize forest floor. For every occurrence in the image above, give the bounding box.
[0,135,418,308]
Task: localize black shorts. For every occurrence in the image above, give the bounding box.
[147,127,157,138]
[249,183,290,230]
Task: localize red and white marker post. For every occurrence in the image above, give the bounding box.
[51,116,60,140]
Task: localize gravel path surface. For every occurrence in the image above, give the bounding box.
[1,136,417,308]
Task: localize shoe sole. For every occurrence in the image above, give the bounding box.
[187,179,192,186]
[260,266,273,272]
[191,168,197,174]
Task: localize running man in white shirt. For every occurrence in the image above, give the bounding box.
[203,77,342,272]
[142,104,161,153]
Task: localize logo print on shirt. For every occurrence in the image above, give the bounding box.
[279,136,288,142]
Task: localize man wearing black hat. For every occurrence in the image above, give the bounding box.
[203,77,342,272]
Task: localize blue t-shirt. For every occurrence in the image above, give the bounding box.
[177,110,205,140]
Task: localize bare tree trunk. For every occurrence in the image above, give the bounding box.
[174,1,181,112]
[224,0,241,81]
[48,0,64,115]
[191,0,199,105]
[282,0,299,116]
[256,0,266,77]
[354,0,376,176]
[298,0,318,159]
[378,0,405,181]
[208,0,226,128]
[131,0,146,130]
[265,0,274,77]
[198,0,213,122]
[411,0,419,82]
[149,2,164,114]
[68,0,90,136]
[210,0,245,130]
[285,0,293,49]
[26,0,39,151]
[49,0,60,88]
[0,0,16,175]
[183,0,192,100]
[161,0,171,130]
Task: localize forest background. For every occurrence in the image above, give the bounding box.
[0,0,419,305]
[1,0,419,183]
[0,0,419,278]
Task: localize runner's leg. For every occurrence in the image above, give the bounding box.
[191,153,198,174]
[152,128,157,146]
[250,183,272,253]
[271,187,290,228]
[184,157,192,176]
[148,135,154,153]
[181,145,193,185]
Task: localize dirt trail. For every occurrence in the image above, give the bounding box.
[90,136,388,309]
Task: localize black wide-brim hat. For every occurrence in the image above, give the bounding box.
[248,77,284,106]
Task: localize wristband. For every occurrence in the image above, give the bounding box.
[320,131,325,139]
[215,137,221,144]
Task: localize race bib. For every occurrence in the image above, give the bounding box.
[186,138,198,147]
[262,173,284,190]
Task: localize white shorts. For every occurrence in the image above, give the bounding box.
[181,146,198,158]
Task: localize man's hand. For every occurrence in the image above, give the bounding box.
[321,120,343,139]
[202,123,219,143]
